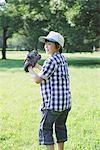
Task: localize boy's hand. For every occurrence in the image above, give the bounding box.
[28,66,33,73]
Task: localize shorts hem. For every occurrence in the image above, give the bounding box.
[57,138,68,143]
[39,142,54,145]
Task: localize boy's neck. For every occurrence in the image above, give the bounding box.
[50,50,59,56]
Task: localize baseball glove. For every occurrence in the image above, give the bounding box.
[24,50,41,72]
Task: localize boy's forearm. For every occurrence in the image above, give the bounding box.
[28,66,43,84]
[35,63,42,71]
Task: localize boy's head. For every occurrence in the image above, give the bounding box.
[39,31,64,54]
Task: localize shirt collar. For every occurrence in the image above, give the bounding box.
[52,51,60,56]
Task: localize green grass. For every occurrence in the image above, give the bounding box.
[0,51,100,150]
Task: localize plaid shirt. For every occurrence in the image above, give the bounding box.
[39,52,71,111]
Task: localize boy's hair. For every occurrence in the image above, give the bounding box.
[55,42,62,54]
[45,39,62,53]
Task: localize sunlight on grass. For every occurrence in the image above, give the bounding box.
[0,51,100,150]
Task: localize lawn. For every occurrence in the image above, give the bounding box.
[0,51,100,150]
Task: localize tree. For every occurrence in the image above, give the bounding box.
[17,0,49,50]
[0,0,26,59]
[70,0,99,52]
[1,0,99,56]
[49,0,99,52]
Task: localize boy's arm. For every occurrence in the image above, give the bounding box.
[35,63,42,71]
[28,66,43,84]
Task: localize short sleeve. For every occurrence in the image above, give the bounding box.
[38,58,57,80]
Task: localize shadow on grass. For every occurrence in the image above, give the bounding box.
[67,57,100,68]
[0,57,100,70]
[0,59,24,69]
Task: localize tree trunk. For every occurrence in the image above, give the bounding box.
[2,27,7,59]
[96,0,100,48]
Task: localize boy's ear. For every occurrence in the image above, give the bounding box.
[58,45,61,50]
[56,44,60,50]
[55,42,61,51]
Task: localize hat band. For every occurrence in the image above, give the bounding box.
[45,38,57,43]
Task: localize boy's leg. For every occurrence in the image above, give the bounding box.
[55,109,70,148]
[39,110,58,146]
[46,145,54,150]
[58,142,64,150]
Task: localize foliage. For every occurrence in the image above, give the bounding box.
[0,1,25,38]
[71,0,99,51]
[0,0,27,58]
[0,0,99,58]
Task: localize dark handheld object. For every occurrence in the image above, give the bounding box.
[24,50,41,72]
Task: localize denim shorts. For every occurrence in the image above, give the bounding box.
[39,109,70,145]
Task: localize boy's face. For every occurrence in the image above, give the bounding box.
[44,41,59,55]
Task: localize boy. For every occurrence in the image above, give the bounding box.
[28,31,71,150]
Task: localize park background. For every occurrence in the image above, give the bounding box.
[0,0,100,150]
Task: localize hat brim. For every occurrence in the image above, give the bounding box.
[38,36,46,43]
[39,36,56,43]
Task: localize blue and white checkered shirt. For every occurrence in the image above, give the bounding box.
[39,52,71,111]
